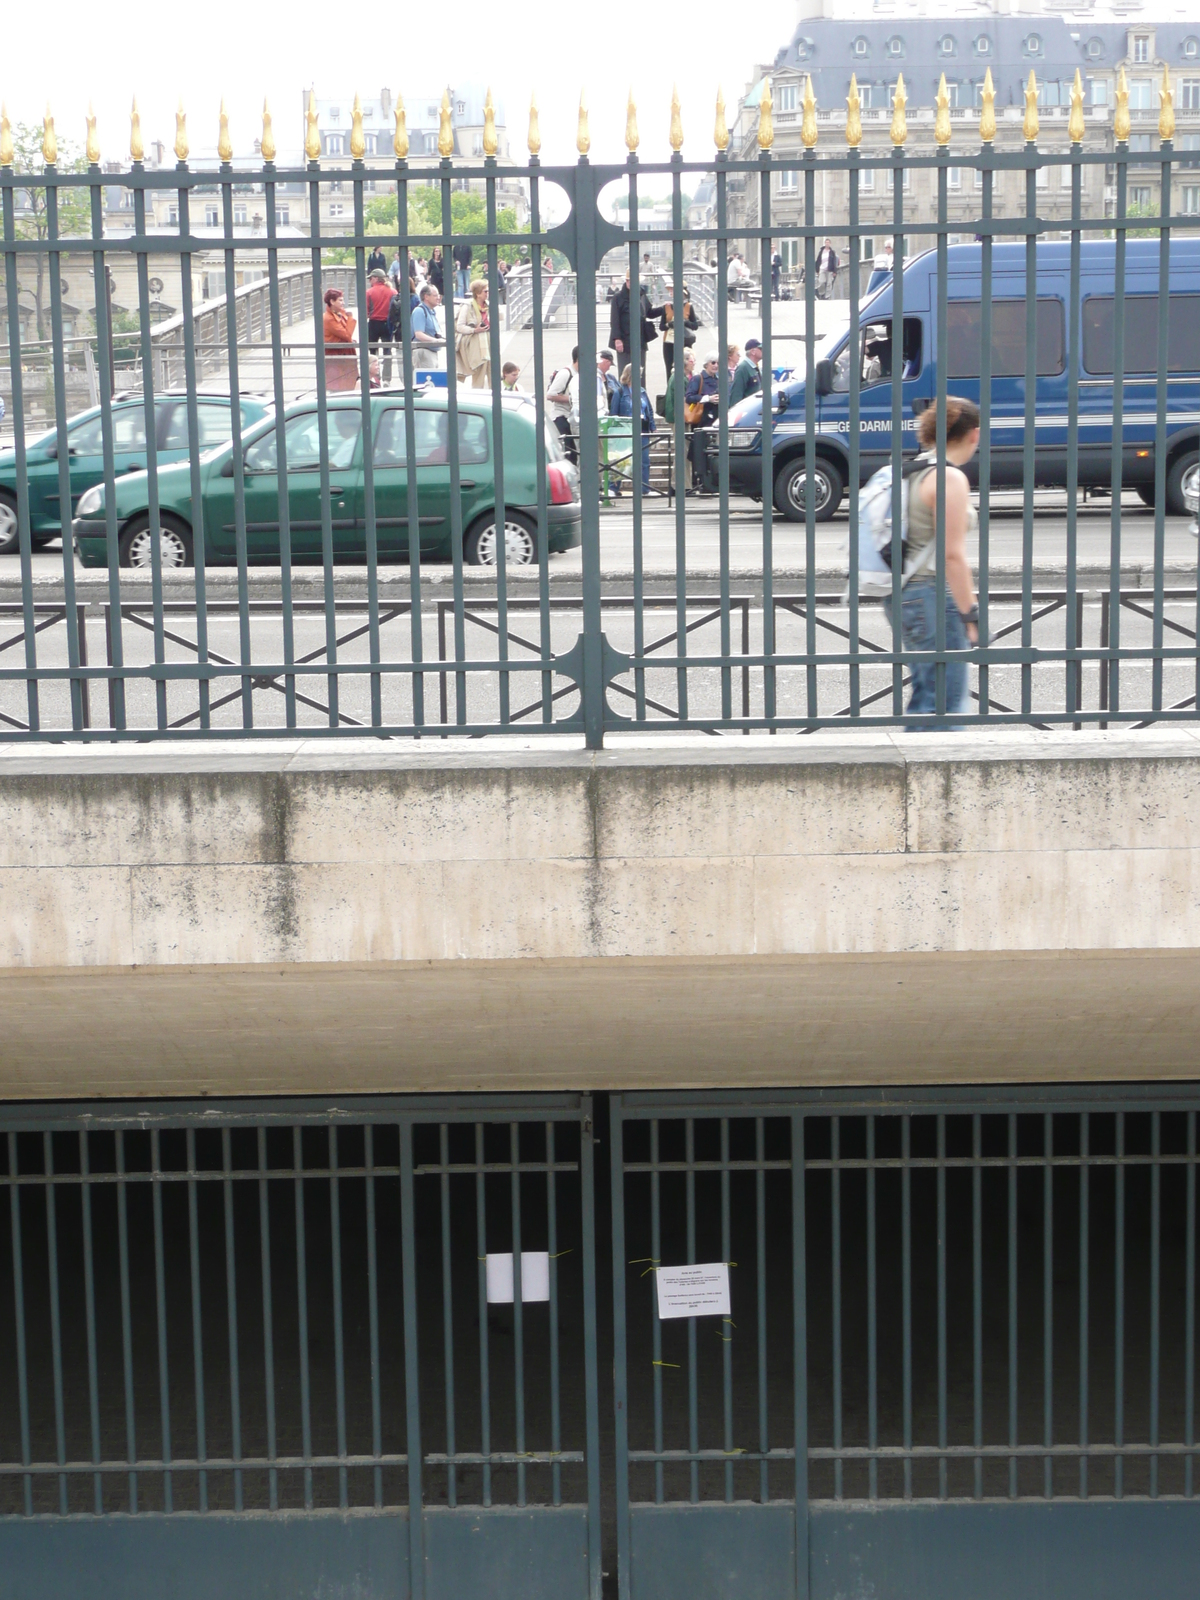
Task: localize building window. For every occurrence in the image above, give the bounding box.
[778,169,798,193]
[939,35,956,57]
[853,36,869,57]
[860,169,875,193]
[205,205,219,227]
[1060,164,1074,189]
[1086,37,1104,60]
[324,133,344,156]
[1133,36,1149,64]
[886,36,904,58]
[1185,38,1198,60]
[362,134,376,155]
[945,82,961,108]
[1036,164,1048,191]
[886,167,911,193]
[974,35,990,56]
[859,84,875,110]
[168,205,179,225]
[860,236,875,260]
[472,134,484,156]
[1089,77,1110,107]
[328,106,340,121]
[1025,34,1042,57]
[1129,186,1152,209]
[796,38,811,61]
[1182,187,1200,215]
[947,167,962,190]
[234,203,248,224]
[1182,80,1200,111]
[1128,80,1154,110]
[276,205,289,225]
[776,83,798,112]
[329,180,344,193]
[328,203,345,218]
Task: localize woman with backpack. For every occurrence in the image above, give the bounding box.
[884,395,981,727]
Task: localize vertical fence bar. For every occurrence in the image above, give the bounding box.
[44,165,84,731]
[526,165,553,726]
[116,1129,138,1511]
[475,1122,492,1506]
[329,1126,348,1509]
[546,1121,562,1507]
[151,1128,173,1512]
[933,150,948,720]
[307,162,339,727]
[43,1134,67,1513]
[219,164,253,728]
[1151,150,1171,714]
[973,1112,983,1501]
[758,1117,771,1504]
[90,165,125,733]
[628,164,647,722]
[1079,1111,1090,1500]
[1,178,40,733]
[258,1126,278,1511]
[977,151,993,717]
[441,172,467,728]
[399,1118,425,1600]
[351,165,383,730]
[803,151,817,724]
[571,156,604,748]
[485,166,509,728]
[1019,146,1037,718]
[1150,1110,1161,1496]
[1043,1112,1053,1500]
[686,1118,698,1504]
[831,1116,843,1500]
[760,154,776,728]
[847,151,862,718]
[133,171,167,730]
[579,1098,603,1600]
[186,1128,208,1511]
[1108,146,1127,719]
[222,1126,243,1510]
[792,1110,809,1600]
[611,1099,631,1600]
[175,167,211,730]
[1187,1110,1196,1499]
[716,153,732,725]
[1115,1110,1125,1498]
[937,1113,947,1499]
[511,1122,527,1507]
[1065,146,1082,720]
[901,1113,912,1500]
[263,168,296,728]
[439,1124,456,1509]
[651,1119,664,1503]
[889,147,906,720]
[867,1114,878,1502]
[79,1131,103,1513]
[294,1126,313,1510]
[721,1118,734,1503]
[8,1131,32,1515]
[671,156,688,725]
[1008,1112,1018,1500]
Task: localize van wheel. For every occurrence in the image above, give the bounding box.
[1136,485,1157,509]
[0,491,19,555]
[118,514,194,569]
[464,511,537,566]
[1166,450,1198,519]
[774,456,843,523]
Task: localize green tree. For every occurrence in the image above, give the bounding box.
[8,123,91,340]
[1123,199,1163,240]
[324,189,526,268]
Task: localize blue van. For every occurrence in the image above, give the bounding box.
[704,239,1200,522]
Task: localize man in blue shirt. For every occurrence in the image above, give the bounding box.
[407,285,443,371]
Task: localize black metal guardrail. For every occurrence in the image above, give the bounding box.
[2,80,1199,744]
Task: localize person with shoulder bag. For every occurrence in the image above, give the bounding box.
[547,348,577,462]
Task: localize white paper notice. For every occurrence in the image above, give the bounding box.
[655,1262,731,1320]
[485,1251,551,1304]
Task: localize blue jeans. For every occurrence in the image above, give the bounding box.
[883,579,971,728]
[456,267,469,298]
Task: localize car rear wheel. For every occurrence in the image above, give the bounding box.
[118,514,194,569]
[0,492,19,555]
[773,456,843,523]
[464,510,537,567]
[1166,450,1199,520]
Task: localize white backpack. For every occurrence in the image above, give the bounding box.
[850,456,935,597]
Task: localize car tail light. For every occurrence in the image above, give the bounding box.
[548,463,575,504]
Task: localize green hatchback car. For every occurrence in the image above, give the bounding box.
[72,392,582,568]
[0,394,270,555]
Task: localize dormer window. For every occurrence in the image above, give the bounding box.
[939,35,956,57]
[887,36,904,58]
[329,107,341,121]
[796,37,813,60]
[853,36,869,57]
[1025,34,1042,57]
[974,35,991,57]
[1086,37,1103,60]
[1133,36,1149,63]
[1185,37,1199,58]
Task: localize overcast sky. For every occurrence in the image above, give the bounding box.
[4,0,787,169]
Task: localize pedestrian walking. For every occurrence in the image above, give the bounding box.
[881,395,981,728]
[454,280,492,388]
[612,365,656,491]
[367,242,387,277]
[609,273,660,380]
[771,249,783,301]
[428,248,445,295]
[659,293,699,386]
[366,268,394,384]
[322,286,358,393]
[816,240,839,299]
[728,338,763,408]
[407,284,443,371]
[547,352,576,461]
[452,242,473,300]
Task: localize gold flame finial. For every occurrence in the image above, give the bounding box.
[438,88,454,157]
[890,74,907,146]
[0,104,13,169]
[577,91,590,156]
[1068,69,1085,144]
[130,96,144,163]
[85,103,100,165]
[1023,70,1039,144]
[846,73,862,148]
[670,84,683,152]
[261,99,276,163]
[625,90,639,153]
[42,105,57,166]
[174,100,189,162]
[1159,63,1175,143]
[350,92,365,159]
[980,67,996,144]
[935,73,952,146]
[527,92,541,156]
[218,99,232,163]
[305,90,320,161]
[715,87,729,152]
[758,78,774,150]
[394,95,408,160]
[483,88,498,156]
[1114,67,1130,143]
[801,75,818,148]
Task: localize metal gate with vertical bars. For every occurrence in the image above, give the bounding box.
[0,1095,601,1600]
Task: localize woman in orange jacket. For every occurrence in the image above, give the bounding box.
[322,287,358,393]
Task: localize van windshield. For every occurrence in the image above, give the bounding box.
[831,318,924,390]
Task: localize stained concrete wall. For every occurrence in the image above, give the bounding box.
[2,731,1200,1095]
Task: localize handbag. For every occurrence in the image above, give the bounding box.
[684,401,706,425]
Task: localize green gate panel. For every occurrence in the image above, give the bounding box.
[423,1505,592,1600]
[628,1503,796,1600]
[0,1510,408,1600]
[811,1501,1200,1600]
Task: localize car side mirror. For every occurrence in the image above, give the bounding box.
[775,389,789,415]
[814,359,834,397]
[220,458,235,477]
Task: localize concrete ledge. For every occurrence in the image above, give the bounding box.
[3,731,1200,1093]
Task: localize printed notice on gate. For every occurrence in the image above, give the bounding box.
[655,1262,731,1320]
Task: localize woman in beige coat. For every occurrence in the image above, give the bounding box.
[455,279,492,388]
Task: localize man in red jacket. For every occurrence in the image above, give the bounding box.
[366,268,395,384]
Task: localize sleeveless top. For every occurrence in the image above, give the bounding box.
[905,462,977,581]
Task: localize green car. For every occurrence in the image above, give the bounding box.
[71,392,582,568]
[0,394,270,555]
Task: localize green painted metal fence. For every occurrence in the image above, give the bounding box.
[2,119,1199,742]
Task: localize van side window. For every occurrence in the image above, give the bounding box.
[832,317,923,390]
[945,299,1066,378]
[1082,294,1200,375]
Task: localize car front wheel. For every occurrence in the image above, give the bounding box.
[773,456,843,523]
[118,514,194,569]
[1166,450,1199,520]
[0,491,19,555]
[464,511,537,566]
